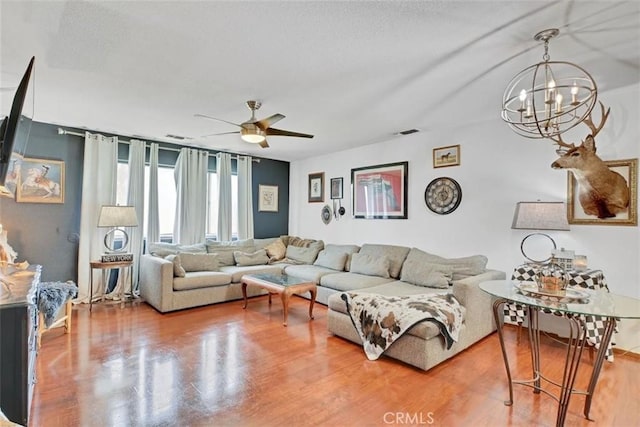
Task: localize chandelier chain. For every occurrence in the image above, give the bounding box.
[543,40,550,62]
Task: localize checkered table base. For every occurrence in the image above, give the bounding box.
[505,266,616,361]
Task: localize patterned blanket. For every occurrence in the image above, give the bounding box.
[341,292,464,360]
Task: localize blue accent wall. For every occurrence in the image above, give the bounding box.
[0,121,289,282]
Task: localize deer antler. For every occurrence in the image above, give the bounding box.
[549,132,575,153]
[582,101,610,138]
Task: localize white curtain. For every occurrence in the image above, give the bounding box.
[77,132,118,303]
[173,147,209,244]
[217,152,232,241]
[237,155,254,239]
[125,139,145,294]
[146,143,160,249]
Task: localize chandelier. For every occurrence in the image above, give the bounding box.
[501,28,598,139]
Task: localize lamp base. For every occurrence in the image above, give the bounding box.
[101,253,133,263]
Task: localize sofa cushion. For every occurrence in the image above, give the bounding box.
[149,242,206,257]
[411,248,488,280]
[234,249,269,266]
[206,239,255,266]
[165,254,186,277]
[254,237,279,250]
[359,244,410,279]
[173,271,232,291]
[264,238,287,261]
[323,244,361,271]
[401,250,454,288]
[219,264,286,283]
[313,250,348,271]
[179,253,220,272]
[285,241,323,264]
[284,264,339,284]
[349,252,390,278]
[286,235,319,247]
[319,272,393,292]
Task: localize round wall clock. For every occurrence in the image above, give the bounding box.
[424,177,462,215]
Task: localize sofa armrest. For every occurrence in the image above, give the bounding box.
[452,269,506,333]
[139,254,174,313]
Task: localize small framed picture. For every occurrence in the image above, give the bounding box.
[258,184,278,212]
[433,144,460,168]
[308,172,324,203]
[330,177,343,199]
[16,157,65,204]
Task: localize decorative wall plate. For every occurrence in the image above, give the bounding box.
[424,177,462,215]
[321,204,332,224]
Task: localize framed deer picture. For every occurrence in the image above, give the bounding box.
[566,158,637,226]
[16,157,65,204]
[433,145,460,168]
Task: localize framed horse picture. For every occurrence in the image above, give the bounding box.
[16,157,65,204]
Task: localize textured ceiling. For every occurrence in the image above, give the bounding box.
[1,1,638,161]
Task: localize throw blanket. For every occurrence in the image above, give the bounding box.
[341,292,464,360]
[38,281,77,328]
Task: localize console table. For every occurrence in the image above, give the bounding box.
[480,280,640,427]
[0,264,41,426]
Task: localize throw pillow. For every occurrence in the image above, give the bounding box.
[285,245,322,264]
[400,260,453,288]
[206,239,255,266]
[165,254,185,277]
[313,250,348,271]
[179,253,219,272]
[409,248,487,280]
[349,253,390,279]
[264,238,287,261]
[233,249,269,266]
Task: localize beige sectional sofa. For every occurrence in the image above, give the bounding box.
[139,236,504,371]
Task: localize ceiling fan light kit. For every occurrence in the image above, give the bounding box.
[196,100,314,148]
[501,28,598,139]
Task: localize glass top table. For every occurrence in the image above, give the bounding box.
[480,280,640,319]
[480,279,640,427]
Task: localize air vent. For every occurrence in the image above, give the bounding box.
[394,129,420,136]
[165,134,192,140]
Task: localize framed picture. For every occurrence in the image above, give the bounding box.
[567,158,637,226]
[433,144,460,168]
[351,161,408,219]
[16,158,65,204]
[330,177,343,199]
[308,172,324,203]
[258,184,278,212]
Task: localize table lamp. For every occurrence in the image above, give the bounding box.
[511,201,569,263]
[97,205,138,253]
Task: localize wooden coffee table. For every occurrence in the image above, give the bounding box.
[241,273,317,326]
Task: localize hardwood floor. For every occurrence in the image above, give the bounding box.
[32,296,638,427]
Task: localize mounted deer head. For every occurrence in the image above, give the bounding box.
[550,102,629,219]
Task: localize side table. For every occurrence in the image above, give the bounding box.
[481,280,640,426]
[89,260,133,312]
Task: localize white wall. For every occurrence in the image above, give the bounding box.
[290,83,639,353]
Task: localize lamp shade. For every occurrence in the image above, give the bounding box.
[98,205,138,228]
[512,201,569,231]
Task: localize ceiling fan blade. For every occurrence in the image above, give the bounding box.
[201,131,240,137]
[266,127,314,139]
[255,113,285,130]
[259,139,270,149]
[194,113,243,128]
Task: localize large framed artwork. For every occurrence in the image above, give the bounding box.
[16,158,65,204]
[308,172,324,203]
[258,184,278,212]
[567,158,637,226]
[351,161,408,219]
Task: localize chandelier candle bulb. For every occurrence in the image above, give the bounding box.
[519,89,527,111]
[571,82,579,105]
[556,94,563,113]
[547,80,556,104]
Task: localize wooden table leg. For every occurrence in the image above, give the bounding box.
[308,288,316,320]
[281,291,290,326]
[242,282,248,309]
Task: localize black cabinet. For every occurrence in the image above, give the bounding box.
[0,266,40,425]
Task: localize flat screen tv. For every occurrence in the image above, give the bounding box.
[0,56,35,187]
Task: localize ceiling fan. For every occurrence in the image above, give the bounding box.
[195,100,314,148]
